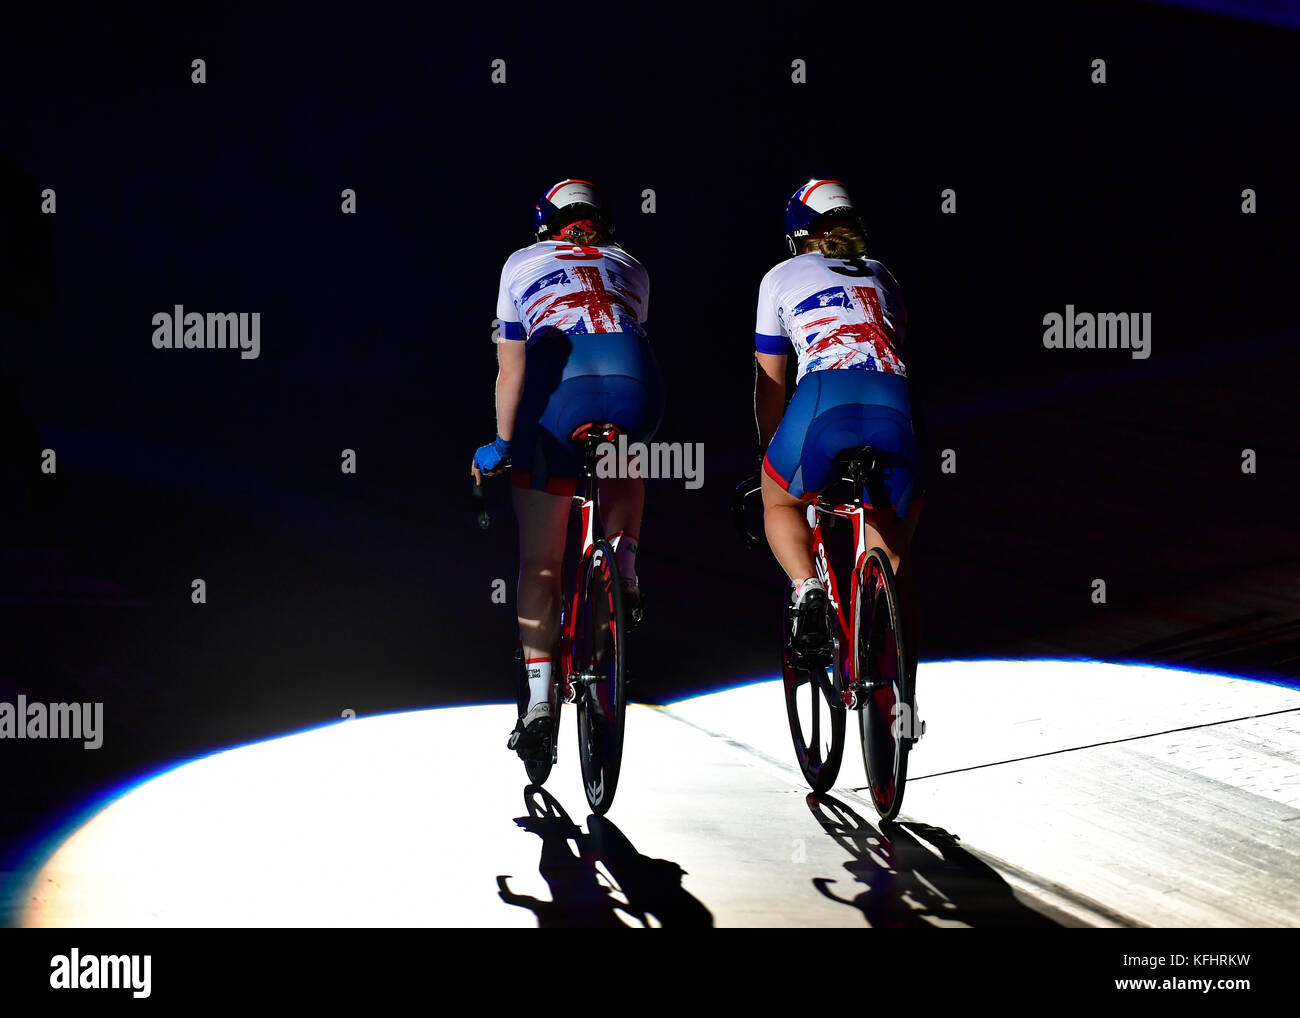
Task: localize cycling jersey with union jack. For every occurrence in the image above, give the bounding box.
[496,241,649,343]
[754,252,908,384]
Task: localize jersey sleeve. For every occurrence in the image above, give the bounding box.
[754,268,787,355]
[495,256,526,342]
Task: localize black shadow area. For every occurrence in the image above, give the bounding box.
[808,793,1061,928]
[497,785,712,928]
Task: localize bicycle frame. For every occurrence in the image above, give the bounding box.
[559,422,619,705]
[807,454,877,710]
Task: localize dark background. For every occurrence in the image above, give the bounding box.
[0,0,1297,909]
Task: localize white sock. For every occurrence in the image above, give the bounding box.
[525,658,553,712]
[610,532,639,585]
[794,576,824,602]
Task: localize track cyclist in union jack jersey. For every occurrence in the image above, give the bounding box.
[472,180,664,765]
[754,179,926,686]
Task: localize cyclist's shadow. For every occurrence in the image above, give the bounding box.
[807,793,1061,927]
[497,785,714,928]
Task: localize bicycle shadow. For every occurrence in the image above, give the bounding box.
[497,785,714,927]
[807,793,1061,927]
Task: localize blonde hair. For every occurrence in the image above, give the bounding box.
[805,225,867,259]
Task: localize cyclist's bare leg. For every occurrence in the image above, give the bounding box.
[598,474,644,555]
[761,470,817,583]
[512,486,571,663]
[862,501,922,684]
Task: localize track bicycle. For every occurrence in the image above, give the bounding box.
[474,422,628,815]
[732,447,924,820]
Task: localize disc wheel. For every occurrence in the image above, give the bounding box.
[572,539,626,815]
[782,582,846,793]
[855,548,911,820]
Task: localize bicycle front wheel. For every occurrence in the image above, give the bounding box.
[855,547,910,820]
[572,539,626,815]
[782,582,846,793]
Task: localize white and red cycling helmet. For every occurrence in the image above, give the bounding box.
[783,178,865,256]
[534,179,613,242]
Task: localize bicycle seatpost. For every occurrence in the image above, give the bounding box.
[579,428,614,523]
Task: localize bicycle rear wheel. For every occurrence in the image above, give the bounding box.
[855,548,910,820]
[782,582,846,793]
[572,539,626,815]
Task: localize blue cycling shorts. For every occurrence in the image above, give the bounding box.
[511,331,664,496]
[763,368,926,518]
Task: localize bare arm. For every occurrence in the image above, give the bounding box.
[755,351,787,452]
[471,339,526,483]
[494,338,526,441]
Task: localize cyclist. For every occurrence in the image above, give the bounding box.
[753,179,925,675]
[472,180,664,763]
